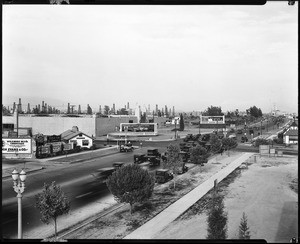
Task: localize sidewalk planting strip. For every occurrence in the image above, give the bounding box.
[124,152,253,239]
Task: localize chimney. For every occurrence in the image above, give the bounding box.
[71,126,79,132]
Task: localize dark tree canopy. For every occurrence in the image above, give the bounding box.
[209,134,223,153]
[179,113,185,131]
[35,181,70,239]
[202,106,224,116]
[206,193,228,239]
[163,144,183,189]
[106,164,155,214]
[190,145,209,165]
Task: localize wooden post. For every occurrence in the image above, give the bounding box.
[214,179,218,193]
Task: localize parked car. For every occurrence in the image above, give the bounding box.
[237,129,243,134]
[147,148,161,157]
[112,162,126,168]
[133,153,147,164]
[120,143,134,152]
[147,148,161,166]
[177,163,189,175]
[91,167,116,184]
[155,169,174,184]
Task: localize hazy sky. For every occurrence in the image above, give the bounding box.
[2,2,298,114]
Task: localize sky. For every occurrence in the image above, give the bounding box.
[2,2,298,114]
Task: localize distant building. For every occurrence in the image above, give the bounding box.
[283,121,298,145]
[61,126,93,149]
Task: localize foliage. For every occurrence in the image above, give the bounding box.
[162,144,183,190]
[190,145,209,165]
[209,134,223,154]
[206,192,228,239]
[104,105,110,115]
[221,138,238,154]
[247,106,263,118]
[35,181,70,239]
[106,164,155,214]
[202,106,224,116]
[239,212,251,239]
[140,112,147,123]
[253,138,270,147]
[87,104,93,115]
[179,113,185,131]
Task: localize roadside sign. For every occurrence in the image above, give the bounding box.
[2,138,32,159]
[259,145,270,155]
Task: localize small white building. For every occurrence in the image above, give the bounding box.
[61,126,93,149]
[283,121,298,145]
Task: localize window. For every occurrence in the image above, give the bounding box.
[82,140,89,146]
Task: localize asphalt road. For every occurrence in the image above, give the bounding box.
[2,146,166,239]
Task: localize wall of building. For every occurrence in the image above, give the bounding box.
[2,115,96,136]
[3,114,144,138]
[95,116,138,136]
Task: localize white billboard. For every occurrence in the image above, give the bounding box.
[2,138,32,154]
[200,116,225,124]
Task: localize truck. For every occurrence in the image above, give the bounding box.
[177,163,189,175]
[155,169,174,184]
[133,153,147,164]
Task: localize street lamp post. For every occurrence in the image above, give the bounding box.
[260,120,263,136]
[12,169,27,239]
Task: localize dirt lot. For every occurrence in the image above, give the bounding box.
[59,152,244,240]
[152,155,298,243]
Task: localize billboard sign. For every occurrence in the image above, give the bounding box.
[2,138,32,155]
[200,116,225,124]
[47,135,61,143]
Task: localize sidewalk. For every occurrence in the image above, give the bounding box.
[124,152,254,239]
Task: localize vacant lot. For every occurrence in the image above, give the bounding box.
[152,155,298,243]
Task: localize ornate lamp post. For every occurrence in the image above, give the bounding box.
[12,169,26,239]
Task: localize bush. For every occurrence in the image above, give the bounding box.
[253,138,270,147]
[106,164,155,214]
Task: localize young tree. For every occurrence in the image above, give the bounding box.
[106,164,155,215]
[253,138,270,147]
[221,138,238,156]
[179,113,185,131]
[239,212,251,239]
[209,134,223,154]
[162,144,183,190]
[206,192,228,239]
[190,145,209,165]
[87,104,93,115]
[35,181,70,240]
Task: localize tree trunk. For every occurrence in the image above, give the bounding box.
[54,217,57,240]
